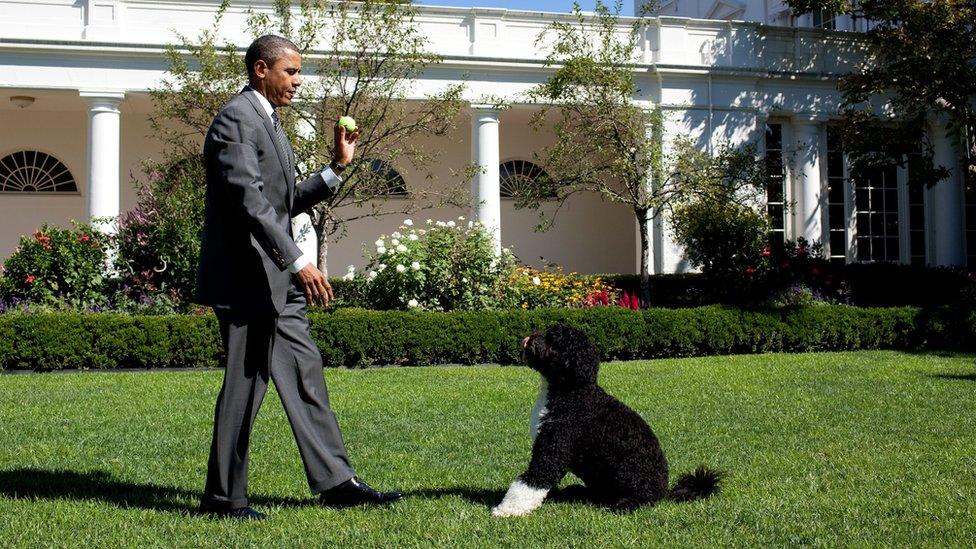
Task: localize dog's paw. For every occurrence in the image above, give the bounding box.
[491,504,532,518]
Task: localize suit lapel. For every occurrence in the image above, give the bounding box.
[241,89,295,206]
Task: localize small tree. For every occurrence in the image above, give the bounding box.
[523,0,665,304]
[149,0,468,276]
[784,0,976,188]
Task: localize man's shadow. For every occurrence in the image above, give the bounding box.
[0,468,306,513]
[0,468,513,512]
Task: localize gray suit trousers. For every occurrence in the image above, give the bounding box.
[202,284,356,510]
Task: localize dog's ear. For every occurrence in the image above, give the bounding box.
[544,324,599,387]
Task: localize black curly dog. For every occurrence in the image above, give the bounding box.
[492,324,722,516]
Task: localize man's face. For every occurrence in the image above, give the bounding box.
[253,49,302,107]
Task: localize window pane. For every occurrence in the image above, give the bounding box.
[872,237,886,261]
[857,213,870,233]
[768,205,785,229]
[871,189,884,209]
[857,237,871,258]
[829,205,846,229]
[911,231,925,253]
[827,152,844,178]
[766,124,782,149]
[767,179,784,202]
[856,189,869,210]
[910,205,924,229]
[828,180,845,202]
[885,213,899,234]
[830,231,846,255]
[884,189,898,209]
[885,238,900,261]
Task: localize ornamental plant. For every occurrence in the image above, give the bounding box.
[113,156,206,309]
[0,223,108,309]
[355,218,520,311]
[510,266,619,309]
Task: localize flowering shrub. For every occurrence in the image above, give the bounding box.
[354,217,520,311]
[510,266,619,309]
[113,156,205,309]
[0,223,109,309]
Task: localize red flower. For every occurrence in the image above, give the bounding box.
[745,266,756,275]
[24,275,36,285]
[78,234,91,243]
[761,247,772,258]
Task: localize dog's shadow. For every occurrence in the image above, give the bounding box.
[407,487,506,507]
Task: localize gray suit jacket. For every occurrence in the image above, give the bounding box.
[197,88,337,315]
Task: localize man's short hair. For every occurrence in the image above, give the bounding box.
[244,35,300,79]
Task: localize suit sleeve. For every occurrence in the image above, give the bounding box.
[291,167,342,215]
[208,107,302,271]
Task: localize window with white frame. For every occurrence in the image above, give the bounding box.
[823,128,926,264]
[826,129,848,264]
[765,122,787,250]
[0,150,77,193]
[812,9,836,30]
[499,160,554,199]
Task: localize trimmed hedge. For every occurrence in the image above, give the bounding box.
[0,305,972,370]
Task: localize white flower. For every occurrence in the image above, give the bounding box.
[447,221,456,228]
[377,246,387,254]
[418,229,426,236]
[408,234,419,241]
[392,231,402,239]
[629,147,637,153]
[396,264,406,273]
[407,298,419,308]
[391,238,400,246]
[396,244,407,252]
[462,277,469,283]
[368,270,378,279]
[411,261,421,271]
[467,221,474,228]
[458,216,465,221]
[378,263,387,271]
[436,221,446,227]
[342,272,355,281]
[532,276,541,285]
[426,219,433,225]
[347,264,356,272]
[375,238,384,247]
[403,219,414,226]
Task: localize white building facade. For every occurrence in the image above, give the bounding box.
[0,0,970,275]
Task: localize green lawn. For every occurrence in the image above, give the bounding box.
[1,351,974,547]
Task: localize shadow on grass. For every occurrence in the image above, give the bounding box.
[407,487,506,507]
[928,373,976,381]
[0,468,308,513]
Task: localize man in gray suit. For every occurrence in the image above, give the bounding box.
[197,35,402,520]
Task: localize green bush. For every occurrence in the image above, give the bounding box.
[354,218,520,311]
[113,156,205,309]
[0,305,971,370]
[0,223,109,309]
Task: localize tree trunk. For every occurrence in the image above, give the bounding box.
[314,215,329,277]
[636,209,651,308]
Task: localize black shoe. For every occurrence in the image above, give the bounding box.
[199,504,268,521]
[319,477,404,507]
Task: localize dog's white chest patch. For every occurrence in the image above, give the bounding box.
[529,378,549,440]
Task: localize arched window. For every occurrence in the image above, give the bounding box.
[499,160,554,199]
[368,158,407,196]
[0,151,77,193]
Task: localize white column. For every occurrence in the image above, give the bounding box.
[928,122,966,266]
[470,105,501,254]
[80,90,125,235]
[793,119,825,246]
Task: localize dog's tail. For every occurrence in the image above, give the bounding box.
[668,466,723,502]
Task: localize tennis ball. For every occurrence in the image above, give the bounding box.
[338,116,357,132]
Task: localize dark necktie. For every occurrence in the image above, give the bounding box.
[271,110,292,174]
